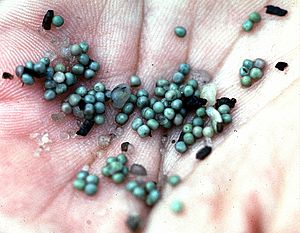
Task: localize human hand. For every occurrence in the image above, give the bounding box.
[0,0,299,232]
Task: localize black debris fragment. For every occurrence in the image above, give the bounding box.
[265,5,288,16]
[76,119,95,136]
[215,97,236,109]
[2,72,14,79]
[42,10,54,30]
[196,146,212,160]
[177,132,184,142]
[275,62,288,71]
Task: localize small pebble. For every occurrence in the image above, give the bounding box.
[218,104,230,114]
[132,117,143,131]
[241,76,252,87]
[178,63,190,75]
[84,183,98,196]
[15,65,24,78]
[73,179,86,191]
[146,190,160,206]
[65,72,77,86]
[137,124,150,138]
[242,59,254,69]
[84,69,95,80]
[79,42,89,53]
[196,146,212,160]
[145,181,156,192]
[222,113,232,124]
[115,113,129,125]
[192,126,202,138]
[68,93,81,106]
[89,61,100,71]
[133,186,145,198]
[126,180,138,192]
[77,170,89,180]
[130,75,141,87]
[54,63,66,72]
[55,83,67,94]
[250,67,263,80]
[240,67,250,76]
[33,62,46,75]
[254,58,266,69]
[53,71,65,83]
[94,114,105,125]
[202,126,214,138]
[86,175,99,185]
[172,72,184,84]
[40,57,50,66]
[70,44,82,56]
[61,102,72,114]
[175,141,187,153]
[52,15,64,27]
[44,90,56,100]
[174,26,187,38]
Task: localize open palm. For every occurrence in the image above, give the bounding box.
[0,0,299,232]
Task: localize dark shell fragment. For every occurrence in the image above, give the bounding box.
[275,62,288,71]
[76,119,95,136]
[265,5,288,16]
[126,215,141,232]
[2,72,14,79]
[196,146,212,160]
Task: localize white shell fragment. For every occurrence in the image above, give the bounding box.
[206,106,223,132]
[200,83,217,106]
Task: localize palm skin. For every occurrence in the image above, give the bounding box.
[0,0,299,232]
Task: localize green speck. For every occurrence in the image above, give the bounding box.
[168,175,181,186]
[242,19,253,32]
[171,200,184,213]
